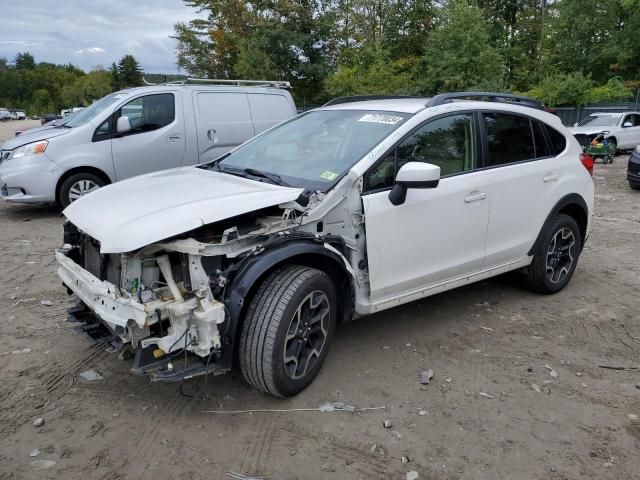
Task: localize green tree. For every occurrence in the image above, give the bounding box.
[421,0,504,93]
[109,62,121,91]
[116,54,143,88]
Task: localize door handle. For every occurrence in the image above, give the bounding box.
[207,129,218,143]
[543,174,559,183]
[464,192,487,203]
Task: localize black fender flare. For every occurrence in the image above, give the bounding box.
[218,238,355,368]
[528,193,589,256]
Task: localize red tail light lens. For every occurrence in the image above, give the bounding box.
[580,153,594,176]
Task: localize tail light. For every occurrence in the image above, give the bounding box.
[580,153,594,176]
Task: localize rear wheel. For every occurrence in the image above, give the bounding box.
[59,172,105,208]
[524,214,582,294]
[239,265,337,397]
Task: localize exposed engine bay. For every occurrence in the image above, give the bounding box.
[57,191,360,381]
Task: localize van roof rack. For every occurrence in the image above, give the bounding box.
[426,92,543,110]
[142,77,291,89]
[323,95,424,107]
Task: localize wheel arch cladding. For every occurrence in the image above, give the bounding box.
[529,193,589,255]
[55,166,112,203]
[221,240,355,369]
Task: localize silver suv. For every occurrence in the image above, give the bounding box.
[0,79,296,206]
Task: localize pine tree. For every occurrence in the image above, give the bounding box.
[116,54,143,88]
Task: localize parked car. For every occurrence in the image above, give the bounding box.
[13,110,26,120]
[627,144,640,190]
[40,114,63,125]
[0,80,296,206]
[0,108,12,121]
[56,92,594,397]
[568,111,640,151]
[15,111,79,137]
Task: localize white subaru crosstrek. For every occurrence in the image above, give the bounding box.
[56,92,595,397]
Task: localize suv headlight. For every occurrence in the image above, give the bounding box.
[10,140,48,160]
[600,131,610,135]
[635,144,640,154]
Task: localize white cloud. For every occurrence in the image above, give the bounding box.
[75,47,106,54]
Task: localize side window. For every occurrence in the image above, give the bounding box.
[119,93,174,134]
[482,113,535,166]
[632,114,640,126]
[92,117,112,142]
[532,120,551,158]
[544,124,567,155]
[365,113,476,191]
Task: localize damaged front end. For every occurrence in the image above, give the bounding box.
[56,199,354,382]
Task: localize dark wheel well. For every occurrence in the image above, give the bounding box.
[55,167,111,204]
[557,202,588,246]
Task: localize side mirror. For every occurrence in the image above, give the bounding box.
[116,115,131,134]
[573,122,579,127]
[623,121,633,128]
[388,161,440,206]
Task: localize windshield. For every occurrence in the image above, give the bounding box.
[578,115,621,127]
[210,110,409,190]
[65,92,130,128]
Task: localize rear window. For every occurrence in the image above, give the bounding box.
[482,112,535,166]
[544,125,567,155]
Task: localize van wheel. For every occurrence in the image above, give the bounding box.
[524,214,582,294]
[59,173,105,208]
[239,265,337,397]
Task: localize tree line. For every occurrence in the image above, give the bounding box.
[0,53,145,116]
[174,0,640,106]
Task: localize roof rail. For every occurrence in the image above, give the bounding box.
[142,77,291,89]
[323,95,423,107]
[426,92,543,110]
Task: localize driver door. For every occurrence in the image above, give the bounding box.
[362,112,490,303]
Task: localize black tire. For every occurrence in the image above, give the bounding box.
[630,182,640,191]
[239,265,337,397]
[524,214,582,294]
[59,172,105,208]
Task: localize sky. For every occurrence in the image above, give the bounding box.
[0,0,206,73]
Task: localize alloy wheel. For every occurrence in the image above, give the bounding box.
[283,290,330,380]
[68,179,100,203]
[545,227,576,284]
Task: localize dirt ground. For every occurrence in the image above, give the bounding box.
[0,119,639,480]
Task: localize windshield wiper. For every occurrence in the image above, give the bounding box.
[242,168,290,187]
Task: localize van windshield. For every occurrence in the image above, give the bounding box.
[212,110,409,190]
[65,92,130,128]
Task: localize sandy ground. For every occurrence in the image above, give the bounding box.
[0,119,639,480]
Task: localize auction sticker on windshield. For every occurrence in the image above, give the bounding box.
[320,170,339,181]
[358,113,403,125]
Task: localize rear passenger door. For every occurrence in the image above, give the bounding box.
[193,92,255,163]
[618,113,640,149]
[247,93,295,134]
[482,112,562,267]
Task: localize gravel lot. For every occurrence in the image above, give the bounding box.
[0,119,639,480]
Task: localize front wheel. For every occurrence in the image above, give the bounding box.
[239,265,337,397]
[59,173,105,208]
[524,214,582,294]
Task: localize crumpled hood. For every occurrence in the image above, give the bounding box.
[1,126,71,150]
[63,167,304,253]
[567,126,614,136]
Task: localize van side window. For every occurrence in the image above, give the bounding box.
[482,113,535,166]
[119,93,175,134]
[365,113,475,191]
[544,124,567,155]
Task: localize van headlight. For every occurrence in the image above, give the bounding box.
[10,140,48,160]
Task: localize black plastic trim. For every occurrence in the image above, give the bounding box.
[528,193,589,255]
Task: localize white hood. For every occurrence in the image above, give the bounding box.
[567,126,615,136]
[63,167,304,253]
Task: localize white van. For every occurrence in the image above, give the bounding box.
[0,79,296,206]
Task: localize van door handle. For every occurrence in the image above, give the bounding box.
[207,129,218,143]
[464,192,487,203]
[543,174,559,183]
